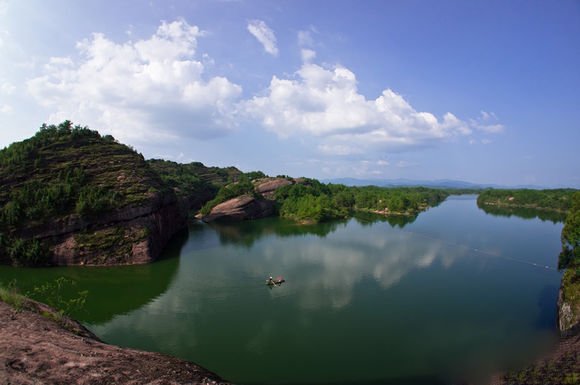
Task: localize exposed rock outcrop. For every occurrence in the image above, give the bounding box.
[13,193,187,266]
[255,178,293,198]
[0,299,229,385]
[202,177,311,223]
[203,195,275,222]
[557,270,580,338]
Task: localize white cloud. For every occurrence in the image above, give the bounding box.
[396,160,419,168]
[247,20,278,56]
[0,80,15,94]
[471,110,504,133]
[481,139,492,145]
[297,30,314,47]
[301,48,316,63]
[317,143,361,155]
[27,19,242,143]
[0,104,12,114]
[245,62,471,154]
[0,0,8,16]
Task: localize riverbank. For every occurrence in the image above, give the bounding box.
[0,298,229,385]
[478,201,569,214]
[490,333,579,384]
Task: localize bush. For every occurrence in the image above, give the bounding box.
[26,277,88,317]
[8,237,48,266]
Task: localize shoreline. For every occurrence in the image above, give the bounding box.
[477,201,570,214]
[0,297,230,385]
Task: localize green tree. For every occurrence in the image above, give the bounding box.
[559,192,580,270]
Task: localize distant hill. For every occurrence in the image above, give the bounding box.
[322,178,546,190]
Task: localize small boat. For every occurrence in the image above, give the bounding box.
[266,278,285,286]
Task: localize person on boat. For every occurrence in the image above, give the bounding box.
[266,276,275,285]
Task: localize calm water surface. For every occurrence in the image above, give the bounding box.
[0,196,565,384]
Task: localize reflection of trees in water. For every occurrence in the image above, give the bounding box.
[209,217,347,248]
[0,230,188,324]
[74,229,188,323]
[352,211,418,228]
[477,203,566,224]
[211,212,420,248]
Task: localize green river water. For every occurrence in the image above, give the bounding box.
[0,195,565,384]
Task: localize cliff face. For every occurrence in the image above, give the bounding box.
[0,123,187,266]
[46,195,187,266]
[0,298,229,385]
[557,269,580,337]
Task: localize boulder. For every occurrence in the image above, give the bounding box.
[203,196,275,222]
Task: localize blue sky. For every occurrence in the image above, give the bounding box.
[0,0,579,187]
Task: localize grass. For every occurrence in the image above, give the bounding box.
[0,283,27,312]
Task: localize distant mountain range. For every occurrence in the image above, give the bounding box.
[321,178,548,190]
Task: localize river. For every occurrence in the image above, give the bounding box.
[0,195,565,384]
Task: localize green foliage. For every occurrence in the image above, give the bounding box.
[271,181,446,223]
[0,121,161,228]
[0,121,176,266]
[478,188,576,212]
[75,186,120,215]
[26,277,88,317]
[279,193,343,222]
[0,280,27,311]
[200,175,258,215]
[347,186,446,214]
[3,236,49,266]
[147,159,242,211]
[245,170,267,180]
[559,191,580,270]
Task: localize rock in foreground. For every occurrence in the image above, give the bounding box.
[0,300,229,385]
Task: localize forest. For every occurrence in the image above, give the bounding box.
[477,188,576,212]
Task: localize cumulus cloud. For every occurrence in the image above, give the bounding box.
[471,110,504,133]
[247,20,278,56]
[27,19,242,143]
[245,62,471,154]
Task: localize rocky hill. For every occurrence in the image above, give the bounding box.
[147,159,242,212]
[0,122,188,266]
[200,177,307,222]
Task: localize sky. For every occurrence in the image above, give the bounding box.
[0,0,579,187]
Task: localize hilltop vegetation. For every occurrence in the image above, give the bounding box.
[0,121,173,266]
[0,121,166,225]
[147,159,242,211]
[477,189,576,213]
